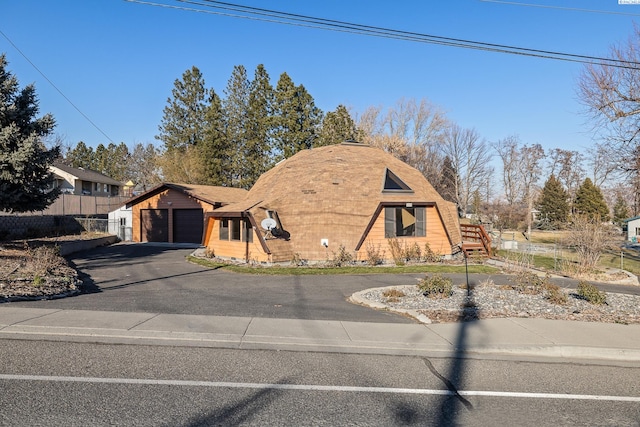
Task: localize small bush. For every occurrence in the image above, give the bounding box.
[422,242,440,263]
[364,242,385,266]
[203,247,215,258]
[418,274,453,299]
[544,283,568,305]
[290,252,306,266]
[382,288,405,303]
[577,281,607,305]
[513,270,548,295]
[387,238,404,265]
[330,244,354,267]
[25,245,63,277]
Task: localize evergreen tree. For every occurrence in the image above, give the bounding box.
[223,65,251,187]
[200,89,232,186]
[0,54,60,213]
[242,64,274,188]
[316,104,358,147]
[65,141,94,168]
[574,177,610,222]
[156,66,209,183]
[613,195,630,226]
[536,175,570,227]
[272,72,323,160]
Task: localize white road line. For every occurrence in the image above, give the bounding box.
[1,374,639,402]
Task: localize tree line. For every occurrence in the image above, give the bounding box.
[4,27,640,226]
[56,62,640,229]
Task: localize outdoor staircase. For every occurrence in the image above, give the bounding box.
[460,224,492,258]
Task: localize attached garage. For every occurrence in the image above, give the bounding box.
[125,183,247,244]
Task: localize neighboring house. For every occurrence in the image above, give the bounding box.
[623,216,640,243]
[202,142,463,263]
[108,205,133,241]
[125,183,248,244]
[50,162,123,196]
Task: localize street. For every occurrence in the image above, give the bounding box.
[1,339,639,426]
[2,244,640,426]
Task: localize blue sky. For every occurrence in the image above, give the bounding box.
[1,0,639,153]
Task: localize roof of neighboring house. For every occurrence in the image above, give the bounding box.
[210,142,462,249]
[51,162,123,186]
[125,182,248,208]
[623,216,640,223]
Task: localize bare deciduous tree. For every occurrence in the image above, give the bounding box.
[440,124,493,217]
[565,215,617,273]
[546,148,584,204]
[356,98,449,184]
[578,26,640,177]
[493,135,522,207]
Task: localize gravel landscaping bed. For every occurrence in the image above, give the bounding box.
[356,282,640,324]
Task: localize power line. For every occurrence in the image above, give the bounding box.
[0,28,115,143]
[126,0,640,69]
[478,0,640,17]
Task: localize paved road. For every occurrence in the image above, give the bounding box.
[2,339,639,426]
[9,243,639,322]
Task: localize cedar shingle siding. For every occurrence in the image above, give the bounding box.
[204,143,461,263]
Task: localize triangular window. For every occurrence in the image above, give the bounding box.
[383,169,412,192]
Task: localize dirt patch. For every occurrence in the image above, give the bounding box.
[0,235,106,301]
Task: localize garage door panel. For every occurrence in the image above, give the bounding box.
[173,209,204,243]
[141,209,169,242]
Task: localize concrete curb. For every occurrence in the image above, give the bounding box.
[59,235,118,256]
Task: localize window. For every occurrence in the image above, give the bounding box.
[220,218,252,242]
[385,206,425,238]
[231,218,241,241]
[383,169,412,192]
[242,220,253,243]
[219,219,229,240]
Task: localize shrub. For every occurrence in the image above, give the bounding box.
[330,244,354,267]
[382,288,405,303]
[422,242,440,263]
[418,274,453,299]
[512,271,551,295]
[387,238,404,265]
[364,242,385,266]
[24,244,63,277]
[577,281,607,305]
[544,283,568,305]
[290,252,306,266]
[387,238,422,265]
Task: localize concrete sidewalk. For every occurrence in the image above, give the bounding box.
[1,307,639,362]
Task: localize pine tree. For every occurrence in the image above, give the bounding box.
[536,175,569,227]
[436,155,458,205]
[574,177,610,222]
[242,64,274,188]
[156,66,209,183]
[0,54,60,213]
[223,65,251,187]
[272,72,323,161]
[65,141,95,168]
[613,195,630,226]
[316,104,358,147]
[200,89,232,186]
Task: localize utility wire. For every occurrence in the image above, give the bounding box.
[479,0,640,17]
[0,28,115,143]
[126,0,640,69]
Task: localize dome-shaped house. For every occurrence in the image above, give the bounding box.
[203,142,463,263]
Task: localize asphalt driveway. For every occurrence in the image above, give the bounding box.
[10,243,422,323]
[9,243,638,323]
